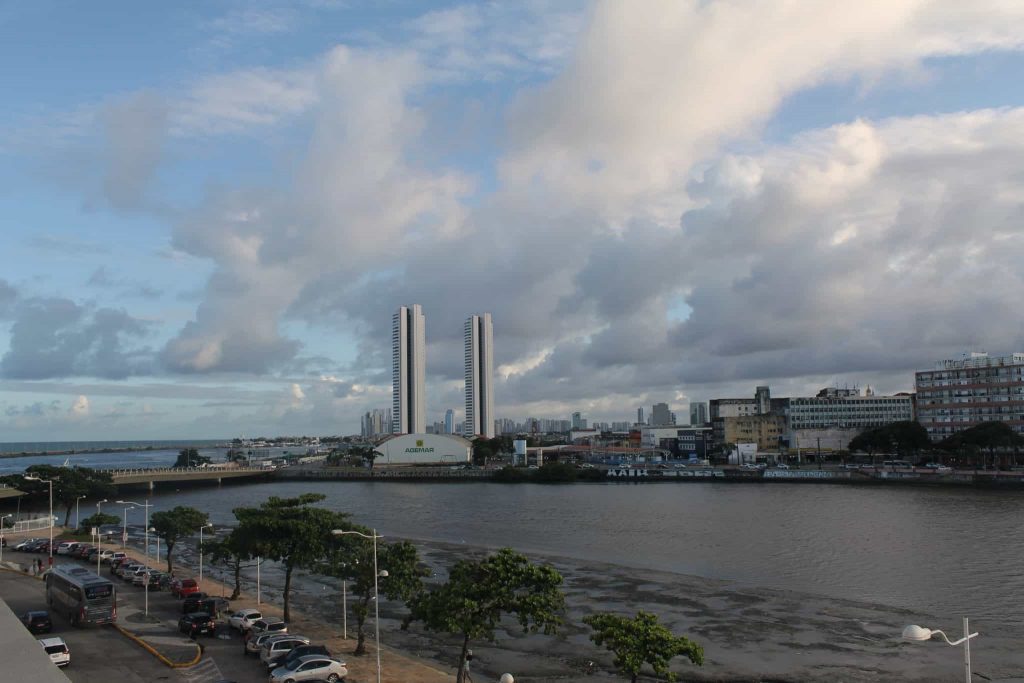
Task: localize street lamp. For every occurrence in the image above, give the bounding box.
[332,528,387,683]
[94,499,108,575]
[0,514,12,563]
[116,499,152,561]
[198,523,212,584]
[902,618,979,683]
[149,527,160,565]
[23,475,55,566]
[74,495,86,531]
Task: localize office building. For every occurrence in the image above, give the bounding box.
[915,352,1024,441]
[651,402,673,425]
[464,313,495,438]
[637,407,645,425]
[689,402,708,426]
[392,304,426,434]
[444,409,455,435]
[787,387,913,430]
[361,408,392,439]
[571,412,586,430]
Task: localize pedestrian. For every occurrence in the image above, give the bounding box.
[28,562,36,577]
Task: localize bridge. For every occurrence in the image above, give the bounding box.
[96,466,272,491]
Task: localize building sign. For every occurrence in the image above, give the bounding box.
[404,447,435,453]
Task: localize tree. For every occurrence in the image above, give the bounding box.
[204,527,261,600]
[321,528,428,655]
[79,512,121,530]
[150,506,209,574]
[584,611,704,683]
[23,465,116,526]
[233,493,348,622]
[174,448,211,468]
[940,421,1024,469]
[848,428,888,465]
[404,548,566,683]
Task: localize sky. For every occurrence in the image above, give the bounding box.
[2,0,1024,441]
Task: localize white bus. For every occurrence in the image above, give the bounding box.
[46,564,117,626]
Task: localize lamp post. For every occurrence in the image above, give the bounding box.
[94,499,108,575]
[199,523,212,584]
[120,504,130,548]
[74,495,86,531]
[902,618,979,683]
[116,500,151,560]
[0,514,12,563]
[332,528,386,683]
[23,475,54,566]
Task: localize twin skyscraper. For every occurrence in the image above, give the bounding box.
[391,305,495,438]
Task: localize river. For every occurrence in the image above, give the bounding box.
[129,479,1024,626]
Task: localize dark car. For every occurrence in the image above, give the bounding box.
[178,612,217,637]
[271,644,332,670]
[21,610,52,634]
[109,557,126,574]
[181,592,210,613]
[74,545,96,559]
[192,597,230,616]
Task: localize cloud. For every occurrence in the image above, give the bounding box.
[0,298,154,380]
[69,394,90,417]
[0,279,16,317]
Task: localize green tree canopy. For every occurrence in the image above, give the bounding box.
[150,506,209,574]
[940,421,1024,468]
[233,493,348,622]
[79,512,121,530]
[174,448,211,468]
[584,611,704,683]
[404,548,566,683]
[848,421,930,463]
[22,465,116,526]
[321,527,428,655]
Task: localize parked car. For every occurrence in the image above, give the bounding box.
[244,619,288,655]
[924,463,953,473]
[104,551,126,565]
[260,635,311,667]
[144,571,168,591]
[268,655,347,683]
[774,464,791,470]
[118,563,143,580]
[131,568,154,586]
[14,538,41,551]
[178,612,217,637]
[270,644,331,671]
[171,578,201,598]
[21,611,52,634]
[228,608,263,631]
[38,637,70,667]
[56,542,79,556]
[191,597,230,616]
[181,592,210,612]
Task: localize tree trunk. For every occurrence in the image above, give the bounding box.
[63,504,72,527]
[456,633,471,683]
[283,564,293,623]
[354,599,369,655]
[165,542,175,573]
[231,560,242,600]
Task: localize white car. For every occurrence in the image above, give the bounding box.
[260,635,310,666]
[268,655,347,683]
[774,464,791,470]
[132,568,154,586]
[56,542,79,556]
[39,637,70,667]
[229,608,264,631]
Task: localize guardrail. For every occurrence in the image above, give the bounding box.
[12,515,57,532]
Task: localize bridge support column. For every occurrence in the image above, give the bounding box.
[217,477,222,486]
[148,480,155,492]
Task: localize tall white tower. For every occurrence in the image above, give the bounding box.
[464,313,495,438]
[392,304,426,434]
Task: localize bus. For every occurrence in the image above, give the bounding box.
[45,564,117,626]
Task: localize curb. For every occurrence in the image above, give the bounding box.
[112,624,203,669]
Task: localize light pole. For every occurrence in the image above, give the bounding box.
[116,500,151,561]
[199,523,212,584]
[23,475,55,566]
[902,618,979,683]
[94,499,108,575]
[0,514,12,563]
[74,495,86,531]
[332,528,387,683]
[120,504,129,548]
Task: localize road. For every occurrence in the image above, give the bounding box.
[0,570,174,683]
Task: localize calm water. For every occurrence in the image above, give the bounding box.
[127,480,1024,624]
[0,440,224,454]
[0,448,226,474]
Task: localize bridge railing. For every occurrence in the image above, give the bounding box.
[97,466,269,476]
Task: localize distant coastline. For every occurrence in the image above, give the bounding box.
[0,440,226,458]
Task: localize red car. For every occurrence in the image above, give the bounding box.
[171,578,200,598]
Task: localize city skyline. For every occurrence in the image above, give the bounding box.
[3,2,1024,440]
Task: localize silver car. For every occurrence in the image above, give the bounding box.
[268,655,347,683]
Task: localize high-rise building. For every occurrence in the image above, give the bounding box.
[464,313,495,438]
[916,352,1024,441]
[361,408,392,438]
[444,409,455,435]
[689,402,708,425]
[392,304,426,434]
[571,412,586,430]
[651,402,673,426]
[637,407,645,425]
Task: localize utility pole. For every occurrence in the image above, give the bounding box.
[817,437,822,470]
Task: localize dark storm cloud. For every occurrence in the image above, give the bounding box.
[0,297,154,380]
